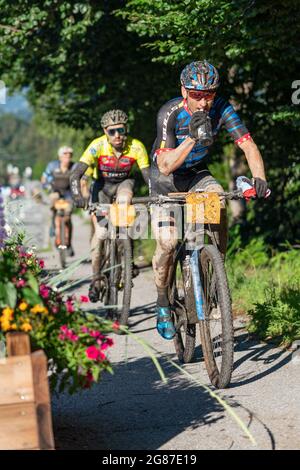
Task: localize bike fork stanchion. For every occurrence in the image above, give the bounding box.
[189,249,205,321]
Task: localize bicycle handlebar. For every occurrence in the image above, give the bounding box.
[89,187,268,211]
[132,189,244,205]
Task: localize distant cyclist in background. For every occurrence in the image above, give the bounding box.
[41,146,88,256]
[70,109,150,302]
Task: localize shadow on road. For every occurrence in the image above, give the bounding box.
[230,328,292,388]
[52,355,227,450]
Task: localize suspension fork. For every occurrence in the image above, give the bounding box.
[189,249,205,320]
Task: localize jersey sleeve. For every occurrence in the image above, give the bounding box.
[155,101,177,151]
[134,140,150,170]
[80,139,99,168]
[42,161,57,183]
[221,102,250,143]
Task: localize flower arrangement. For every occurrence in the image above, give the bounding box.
[0,227,117,393]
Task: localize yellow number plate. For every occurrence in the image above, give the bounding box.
[185,192,221,224]
[54,199,72,211]
[109,204,136,227]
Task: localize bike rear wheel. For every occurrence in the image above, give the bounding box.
[198,245,233,388]
[108,238,132,326]
[169,251,196,363]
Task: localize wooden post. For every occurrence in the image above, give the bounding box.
[6,332,31,356]
[31,351,55,450]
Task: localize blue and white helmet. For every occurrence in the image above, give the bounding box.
[180,61,219,91]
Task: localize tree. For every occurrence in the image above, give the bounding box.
[1,0,300,243]
[0,0,180,147]
[121,0,300,244]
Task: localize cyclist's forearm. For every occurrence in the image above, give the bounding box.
[141,167,150,186]
[240,140,266,180]
[70,162,88,197]
[157,137,195,176]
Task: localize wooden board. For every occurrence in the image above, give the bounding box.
[0,403,40,450]
[0,333,55,450]
[0,355,35,406]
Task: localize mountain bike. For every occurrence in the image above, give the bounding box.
[132,189,247,389]
[88,201,134,326]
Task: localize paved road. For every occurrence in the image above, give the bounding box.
[38,213,300,450]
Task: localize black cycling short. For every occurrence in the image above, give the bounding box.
[90,178,135,204]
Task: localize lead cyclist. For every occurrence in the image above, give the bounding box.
[150,60,268,340]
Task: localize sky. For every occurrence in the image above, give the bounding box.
[0,90,32,121]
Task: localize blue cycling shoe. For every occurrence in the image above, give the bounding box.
[156,305,176,340]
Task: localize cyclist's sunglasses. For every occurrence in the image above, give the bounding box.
[187,90,216,101]
[107,127,126,136]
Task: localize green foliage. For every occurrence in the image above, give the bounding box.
[121,0,300,244]
[0,0,180,148]
[0,0,299,244]
[248,286,300,346]
[0,114,58,180]
[226,227,300,344]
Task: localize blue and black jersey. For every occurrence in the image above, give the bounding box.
[152,96,250,173]
[42,160,75,193]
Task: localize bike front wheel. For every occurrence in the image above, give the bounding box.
[58,217,66,269]
[169,251,196,363]
[198,245,233,388]
[108,238,132,326]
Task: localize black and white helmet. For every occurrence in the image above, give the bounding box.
[101,109,128,128]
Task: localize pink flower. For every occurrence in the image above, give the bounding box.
[106,338,114,347]
[112,321,120,331]
[39,259,45,269]
[40,284,50,299]
[86,346,100,360]
[83,370,94,388]
[81,326,89,334]
[58,334,65,341]
[99,351,106,361]
[59,325,79,342]
[69,333,79,342]
[16,279,26,288]
[90,330,102,338]
[20,268,27,275]
[80,295,89,303]
[101,342,109,351]
[66,300,75,313]
[51,306,59,314]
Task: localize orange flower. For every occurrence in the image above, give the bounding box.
[2,307,14,320]
[1,319,11,331]
[21,322,32,332]
[30,304,48,315]
[19,302,28,312]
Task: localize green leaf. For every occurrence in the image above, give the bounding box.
[5,282,17,308]
[26,273,39,294]
[21,287,41,306]
[0,282,6,306]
